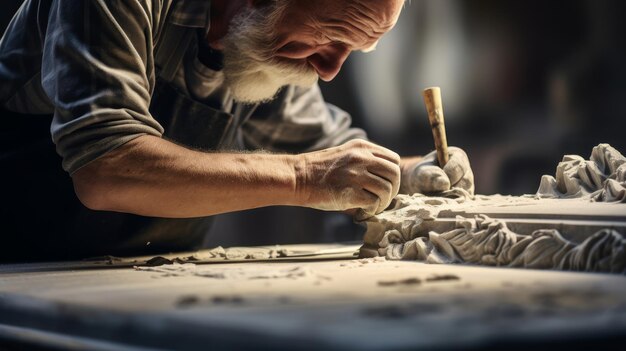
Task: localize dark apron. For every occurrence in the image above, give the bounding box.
[0,23,251,262]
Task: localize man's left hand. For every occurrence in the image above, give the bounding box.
[399,147,475,195]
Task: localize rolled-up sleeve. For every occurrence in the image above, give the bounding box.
[42,0,164,174]
[241,84,367,153]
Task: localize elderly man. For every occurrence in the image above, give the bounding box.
[0,0,473,261]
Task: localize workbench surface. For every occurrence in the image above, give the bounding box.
[1,244,625,350]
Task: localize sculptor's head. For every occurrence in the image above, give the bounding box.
[209,0,405,103]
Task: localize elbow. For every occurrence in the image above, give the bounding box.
[70,136,152,213]
[72,163,114,211]
[70,136,149,212]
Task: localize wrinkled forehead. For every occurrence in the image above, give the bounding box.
[284,0,405,50]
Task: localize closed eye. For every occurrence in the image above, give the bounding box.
[276,42,319,59]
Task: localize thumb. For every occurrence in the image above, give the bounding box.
[407,165,451,194]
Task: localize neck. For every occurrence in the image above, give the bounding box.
[207,0,247,50]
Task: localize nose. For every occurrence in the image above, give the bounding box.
[307,44,351,82]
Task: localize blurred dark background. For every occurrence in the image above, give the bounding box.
[2,0,625,248]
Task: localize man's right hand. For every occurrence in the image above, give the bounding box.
[295,139,401,217]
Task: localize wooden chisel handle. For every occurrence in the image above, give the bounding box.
[422,87,449,167]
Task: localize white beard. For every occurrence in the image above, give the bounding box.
[220,5,319,103]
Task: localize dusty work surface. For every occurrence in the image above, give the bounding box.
[1,244,626,350]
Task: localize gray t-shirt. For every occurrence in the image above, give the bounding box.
[0,0,365,174]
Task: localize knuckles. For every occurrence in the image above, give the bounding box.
[449,147,470,163]
[344,139,370,149]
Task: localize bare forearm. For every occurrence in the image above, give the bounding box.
[72,135,302,218]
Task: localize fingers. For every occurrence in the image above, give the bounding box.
[370,147,401,165]
[346,139,400,165]
[412,165,450,193]
[361,172,394,213]
[352,189,380,218]
[442,149,466,185]
[366,158,401,198]
[443,147,474,193]
[344,140,400,213]
[317,140,430,216]
[455,177,475,195]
